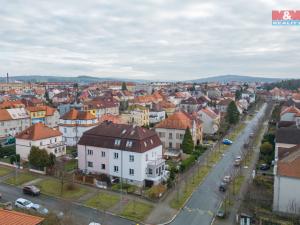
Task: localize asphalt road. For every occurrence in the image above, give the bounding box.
[0,182,134,225]
[170,103,267,225]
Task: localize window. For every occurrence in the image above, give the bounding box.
[146,154,148,161]
[148,168,153,175]
[176,133,180,139]
[101,164,105,170]
[169,133,172,139]
[64,128,67,133]
[114,166,119,172]
[180,134,184,140]
[129,155,134,162]
[129,168,134,176]
[156,168,159,174]
[87,161,93,168]
[87,149,93,155]
[169,142,172,148]
[40,141,43,146]
[101,151,105,157]
[126,140,133,148]
[114,139,121,146]
[114,152,119,159]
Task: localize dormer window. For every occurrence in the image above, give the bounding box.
[126,140,133,148]
[114,139,121,146]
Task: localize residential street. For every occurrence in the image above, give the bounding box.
[170,103,267,225]
[0,182,134,225]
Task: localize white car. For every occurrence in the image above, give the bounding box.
[89,223,101,225]
[223,175,231,183]
[15,198,34,209]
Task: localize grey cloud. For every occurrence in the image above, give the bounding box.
[0,0,299,80]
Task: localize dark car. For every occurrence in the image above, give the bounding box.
[259,163,270,171]
[23,185,40,196]
[219,182,227,192]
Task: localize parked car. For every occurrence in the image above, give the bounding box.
[259,163,270,171]
[233,159,242,166]
[222,139,233,145]
[219,182,227,192]
[89,223,101,225]
[15,198,34,209]
[216,207,226,218]
[23,185,40,196]
[31,204,49,215]
[223,175,231,184]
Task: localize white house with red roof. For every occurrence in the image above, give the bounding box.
[280,105,300,126]
[16,123,66,161]
[59,109,99,146]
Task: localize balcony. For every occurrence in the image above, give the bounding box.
[46,142,66,149]
[145,158,166,181]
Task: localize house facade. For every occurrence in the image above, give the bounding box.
[198,107,220,135]
[59,109,99,146]
[0,108,30,138]
[83,97,119,119]
[26,106,59,128]
[16,123,66,161]
[273,128,300,213]
[78,123,166,187]
[155,111,203,154]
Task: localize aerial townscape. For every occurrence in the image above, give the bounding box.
[0,1,299,225]
[0,75,299,225]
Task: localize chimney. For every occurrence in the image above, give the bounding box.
[6,73,9,83]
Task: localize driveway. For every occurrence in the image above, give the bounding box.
[170,104,267,225]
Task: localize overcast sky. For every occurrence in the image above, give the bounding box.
[0,0,299,81]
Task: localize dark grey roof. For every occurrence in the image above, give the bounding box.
[277,121,296,128]
[276,127,300,144]
[78,122,161,153]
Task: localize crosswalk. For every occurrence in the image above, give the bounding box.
[183,206,214,216]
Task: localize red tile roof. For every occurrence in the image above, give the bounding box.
[61,109,96,120]
[155,111,193,130]
[16,123,62,141]
[99,114,122,124]
[0,109,12,121]
[280,105,300,116]
[200,107,218,119]
[0,209,44,225]
[26,106,56,116]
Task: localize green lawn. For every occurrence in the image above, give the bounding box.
[66,146,77,155]
[64,159,77,172]
[120,201,153,221]
[5,173,37,186]
[0,166,13,176]
[111,182,137,193]
[85,192,120,210]
[36,179,88,200]
[0,157,11,164]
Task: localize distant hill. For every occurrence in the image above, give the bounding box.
[0,75,148,83]
[189,75,282,83]
[265,79,300,90]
